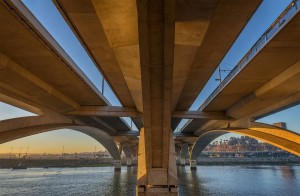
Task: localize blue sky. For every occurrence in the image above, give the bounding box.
[0,0,298,153]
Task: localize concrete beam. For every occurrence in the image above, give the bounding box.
[0,93,43,115]
[0,115,74,134]
[227,60,300,119]
[53,0,136,108]
[68,106,231,119]
[67,106,141,117]
[0,52,80,111]
[172,111,230,120]
[175,0,262,111]
[3,0,109,109]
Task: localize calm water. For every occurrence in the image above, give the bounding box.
[0,165,299,195]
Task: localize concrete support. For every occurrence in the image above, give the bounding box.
[190,160,197,170]
[137,128,178,195]
[180,158,185,166]
[178,144,189,167]
[127,157,132,167]
[114,160,121,171]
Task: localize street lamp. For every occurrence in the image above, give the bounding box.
[215,65,231,84]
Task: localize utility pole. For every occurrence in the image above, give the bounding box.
[215,65,231,84]
[9,147,13,159]
[18,146,23,159]
[24,146,29,159]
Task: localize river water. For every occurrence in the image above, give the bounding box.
[0,165,299,195]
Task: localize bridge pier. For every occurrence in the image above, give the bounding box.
[127,157,132,167]
[180,158,186,166]
[190,160,197,170]
[114,160,121,171]
[136,128,178,195]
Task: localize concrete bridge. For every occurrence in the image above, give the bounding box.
[0,0,300,195]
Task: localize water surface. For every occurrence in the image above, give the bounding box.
[0,165,299,195]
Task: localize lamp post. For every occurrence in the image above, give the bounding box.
[215,65,231,84]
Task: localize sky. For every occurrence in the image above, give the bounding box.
[0,0,299,154]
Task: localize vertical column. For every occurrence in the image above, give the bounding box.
[137,128,178,195]
[114,160,121,171]
[190,159,197,170]
[127,157,132,167]
[180,158,186,166]
[179,144,189,167]
[136,0,176,194]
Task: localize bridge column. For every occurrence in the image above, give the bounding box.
[137,128,177,195]
[179,158,186,166]
[114,160,121,171]
[190,160,197,170]
[179,144,189,167]
[127,157,132,167]
[136,0,177,194]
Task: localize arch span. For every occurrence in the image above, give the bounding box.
[191,122,300,160]
[0,116,120,160]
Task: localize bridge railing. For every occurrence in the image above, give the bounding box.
[200,0,300,111]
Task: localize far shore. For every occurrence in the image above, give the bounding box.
[1,156,299,169]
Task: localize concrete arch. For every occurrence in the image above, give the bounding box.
[0,116,121,160]
[191,122,300,160]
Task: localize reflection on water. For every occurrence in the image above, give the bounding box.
[280,166,295,180]
[0,166,299,195]
[0,167,137,196]
[178,165,300,196]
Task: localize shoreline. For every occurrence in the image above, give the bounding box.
[1,157,299,169]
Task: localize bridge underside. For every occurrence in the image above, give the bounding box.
[1,0,300,195]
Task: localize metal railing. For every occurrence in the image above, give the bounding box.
[200,0,300,111]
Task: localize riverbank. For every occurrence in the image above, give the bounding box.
[0,159,116,169]
[1,157,299,169]
[196,157,300,165]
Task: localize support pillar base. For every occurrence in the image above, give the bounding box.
[180,158,186,166]
[114,160,121,171]
[190,159,197,170]
[136,185,178,196]
[127,157,132,167]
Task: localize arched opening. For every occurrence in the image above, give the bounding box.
[191,128,300,163]
[0,124,121,169]
[0,129,105,154]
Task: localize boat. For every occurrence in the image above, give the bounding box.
[12,163,27,170]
